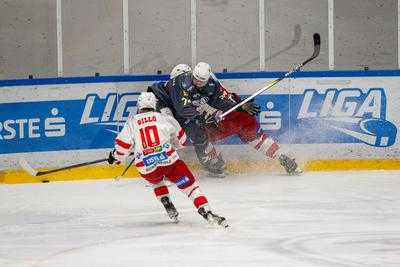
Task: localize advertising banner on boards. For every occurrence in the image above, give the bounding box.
[0,72,399,157]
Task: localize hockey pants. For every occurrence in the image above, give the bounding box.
[140,160,209,210]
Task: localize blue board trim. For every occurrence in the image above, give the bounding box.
[2,70,400,87]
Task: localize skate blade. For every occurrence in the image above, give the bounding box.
[219,219,229,228]
[170,216,179,224]
[207,219,229,228]
[205,171,228,178]
[206,215,229,228]
[288,168,303,176]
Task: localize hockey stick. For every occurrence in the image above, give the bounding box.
[217,32,320,121]
[114,157,135,182]
[19,157,108,177]
[231,24,302,71]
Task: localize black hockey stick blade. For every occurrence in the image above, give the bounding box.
[311,32,321,58]
[19,157,108,176]
[219,32,321,120]
[301,33,321,66]
[313,32,321,46]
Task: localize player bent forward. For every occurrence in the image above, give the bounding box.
[151,63,301,175]
[108,92,228,227]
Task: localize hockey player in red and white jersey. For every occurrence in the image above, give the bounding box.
[108,92,228,227]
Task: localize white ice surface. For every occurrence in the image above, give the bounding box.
[1,170,400,267]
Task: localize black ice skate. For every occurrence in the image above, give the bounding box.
[198,207,228,228]
[202,153,228,178]
[278,154,302,175]
[161,196,179,223]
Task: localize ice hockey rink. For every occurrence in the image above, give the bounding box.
[1,170,399,267]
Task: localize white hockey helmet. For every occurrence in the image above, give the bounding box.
[170,63,192,79]
[137,92,157,111]
[193,62,211,82]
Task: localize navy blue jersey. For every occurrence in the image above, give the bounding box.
[147,81,173,112]
[158,72,236,124]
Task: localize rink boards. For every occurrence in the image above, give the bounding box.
[1,70,399,183]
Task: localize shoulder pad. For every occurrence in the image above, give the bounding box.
[178,74,193,90]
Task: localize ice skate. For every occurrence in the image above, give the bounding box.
[198,207,228,227]
[202,153,228,178]
[161,196,179,223]
[278,154,302,175]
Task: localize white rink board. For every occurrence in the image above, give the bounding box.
[0,73,399,170]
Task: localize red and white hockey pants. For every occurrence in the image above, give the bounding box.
[140,160,209,210]
[206,111,280,158]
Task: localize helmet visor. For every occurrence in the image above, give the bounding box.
[192,77,208,88]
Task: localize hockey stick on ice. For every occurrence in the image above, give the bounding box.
[114,157,135,182]
[217,32,320,122]
[19,152,135,177]
[19,157,108,176]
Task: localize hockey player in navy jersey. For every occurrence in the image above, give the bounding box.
[148,65,228,177]
[108,92,227,227]
[149,63,301,175]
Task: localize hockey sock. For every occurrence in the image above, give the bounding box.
[180,181,210,211]
[152,180,170,201]
[248,133,280,158]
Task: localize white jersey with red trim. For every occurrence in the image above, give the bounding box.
[113,111,187,175]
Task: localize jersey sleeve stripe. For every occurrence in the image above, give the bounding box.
[135,161,145,167]
[116,151,125,156]
[115,138,131,149]
[178,129,185,139]
[166,148,176,157]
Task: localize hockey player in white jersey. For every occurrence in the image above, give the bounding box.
[108,92,228,227]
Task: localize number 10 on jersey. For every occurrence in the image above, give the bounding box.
[139,125,160,149]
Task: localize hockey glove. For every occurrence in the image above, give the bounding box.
[108,149,118,165]
[196,102,222,129]
[239,102,261,116]
[198,112,218,128]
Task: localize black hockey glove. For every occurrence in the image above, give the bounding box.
[239,102,261,116]
[198,112,218,128]
[108,150,117,165]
